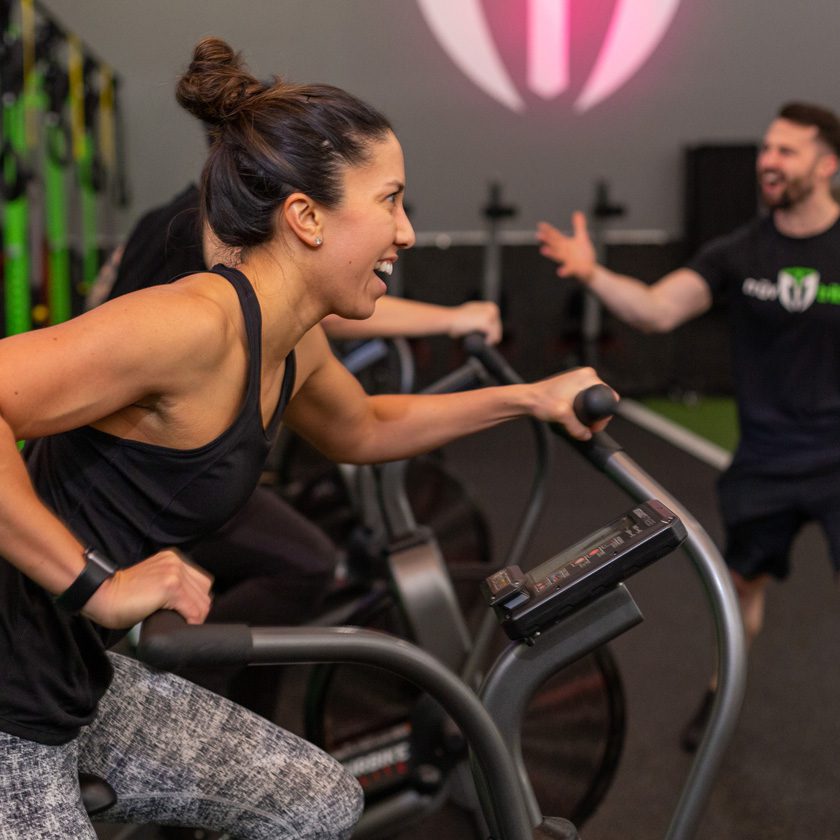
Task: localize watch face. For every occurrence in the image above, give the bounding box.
[85,547,118,576]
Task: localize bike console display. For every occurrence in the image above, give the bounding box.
[482,500,687,640]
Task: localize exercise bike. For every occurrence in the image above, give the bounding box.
[250,322,625,831]
[126,337,745,840]
[287,344,625,834]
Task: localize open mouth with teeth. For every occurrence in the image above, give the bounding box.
[373,260,393,282]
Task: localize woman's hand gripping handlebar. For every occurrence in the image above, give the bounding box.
[84,548,213,631]
[461,332,619,440]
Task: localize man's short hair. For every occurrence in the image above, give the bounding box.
[778,102,840,157]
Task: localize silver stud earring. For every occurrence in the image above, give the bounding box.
[314,236,323,246]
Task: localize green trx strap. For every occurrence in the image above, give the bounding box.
[111,74,130,210]
[78,52,103,293]
[39,20,71,323]
[1,0,33,336]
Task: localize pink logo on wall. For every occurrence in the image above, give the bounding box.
[416,0,683,112]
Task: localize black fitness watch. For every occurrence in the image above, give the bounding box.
[54,547,118,614]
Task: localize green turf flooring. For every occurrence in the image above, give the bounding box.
[639,395,739,453]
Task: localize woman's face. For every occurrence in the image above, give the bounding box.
[318,131,415,319]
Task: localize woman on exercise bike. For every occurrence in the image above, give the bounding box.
[0,36,613,840]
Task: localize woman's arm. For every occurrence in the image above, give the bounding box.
[0,284,235,442]
[0,286,224,627]
[321,296,503,344]
[285,326,612,465]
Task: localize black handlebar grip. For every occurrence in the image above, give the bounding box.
[136,610,253,671]
[573,384,619,425]
[462,331,488,357]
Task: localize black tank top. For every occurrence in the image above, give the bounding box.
[0,266,296,744]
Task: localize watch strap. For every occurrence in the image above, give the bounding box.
[54,548,117,614]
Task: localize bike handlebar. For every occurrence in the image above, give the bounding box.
[138,610,252,670]
[462,331,618,424]
[461,332,747,840]
[136,610,537,840]
[461,332,623,467]
[572,383,618,425]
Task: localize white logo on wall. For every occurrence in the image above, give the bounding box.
[416,0,684,112]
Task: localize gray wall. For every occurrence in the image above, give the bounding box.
[43,0,840,239]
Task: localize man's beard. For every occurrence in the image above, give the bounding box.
[759,172,815,210]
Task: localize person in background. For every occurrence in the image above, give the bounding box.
[537,101,840,752]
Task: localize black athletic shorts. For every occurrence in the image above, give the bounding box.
[717,463,840,580]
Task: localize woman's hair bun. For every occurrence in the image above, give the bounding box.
[175,36,263,126]
[180,36,393,249]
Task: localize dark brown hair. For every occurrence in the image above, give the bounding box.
[176,37,393,249]
[778,102,840,157]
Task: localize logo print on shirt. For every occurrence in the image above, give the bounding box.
[778,267,819,313]
[415,0,684,112]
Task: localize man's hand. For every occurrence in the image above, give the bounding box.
[536,212,597,283]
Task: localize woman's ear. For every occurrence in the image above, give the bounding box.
[281,192,324,248]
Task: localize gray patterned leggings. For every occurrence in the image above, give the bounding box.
[0,652,362,839]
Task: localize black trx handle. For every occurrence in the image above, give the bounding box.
[44,62,69,114]
[0,140,30,200]
[81,54,106,193]
[0,35,24,97]
[111,75,131,207]
[0,0,13,34]
[43,57,72,166]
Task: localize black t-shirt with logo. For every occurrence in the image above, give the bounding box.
[687,215,840,476]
